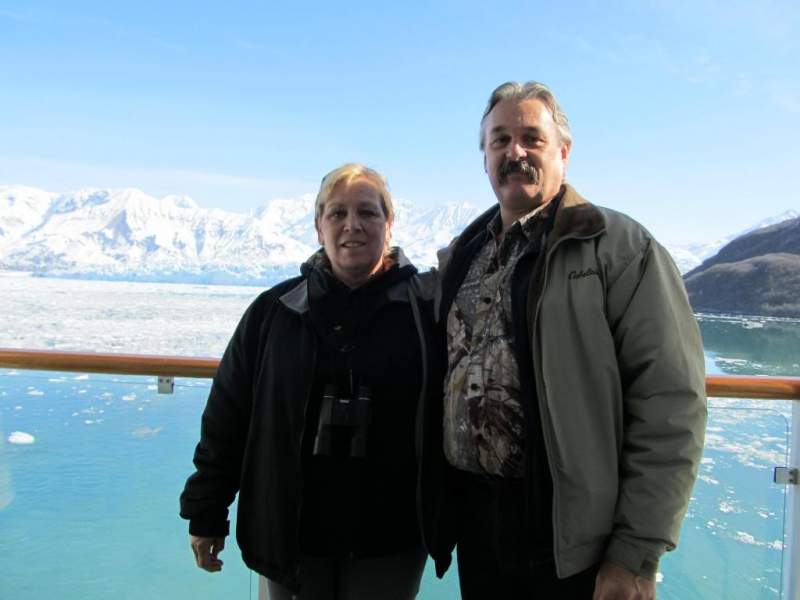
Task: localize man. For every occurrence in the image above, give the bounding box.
[419,81,707,599]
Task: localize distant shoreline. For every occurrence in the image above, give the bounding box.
[3,269,799,324]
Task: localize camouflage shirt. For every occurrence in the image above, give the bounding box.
[443,204,550,477]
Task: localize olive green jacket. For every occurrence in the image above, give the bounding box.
[433,184,707,579]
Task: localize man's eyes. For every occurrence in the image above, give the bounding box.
[489,134,544,148]
[490,135,510,148]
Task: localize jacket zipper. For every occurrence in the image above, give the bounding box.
[407,280,431,553]
[530,228,604,577]
[293,335,317,581]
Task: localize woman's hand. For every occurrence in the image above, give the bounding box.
[190,535,225,572]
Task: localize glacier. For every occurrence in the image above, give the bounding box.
[1,184,796,283]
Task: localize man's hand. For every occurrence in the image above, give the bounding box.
[593,562,655,600]
[190,535,225,572]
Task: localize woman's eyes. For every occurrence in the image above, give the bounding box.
[327,208,380,219]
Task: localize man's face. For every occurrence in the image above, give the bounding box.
[483,98,571,213]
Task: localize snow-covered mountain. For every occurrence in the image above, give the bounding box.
[1,184,794,282]
[666,210,799,273]
[0,185,58,253]
[0,185,485,284]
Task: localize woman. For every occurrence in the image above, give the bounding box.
[180,164,436,599]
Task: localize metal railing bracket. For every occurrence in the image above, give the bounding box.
[774,466,799,485]
[157,376,175,394]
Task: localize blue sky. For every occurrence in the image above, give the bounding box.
[1,0,798,244]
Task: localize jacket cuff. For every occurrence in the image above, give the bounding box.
[189,518,230,538]
[603,536,661,580]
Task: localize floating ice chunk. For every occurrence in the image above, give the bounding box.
[74,374,89,380]
[8,431,35,444]
[768,540,783,550]
[132,426,163,438]
[84,420,94,425]
[122,393,136,401]
[656,573,664,583]
[701,457,715,464]
[735,531,758,545]
[14,405,23,411]
[27,388,44,396]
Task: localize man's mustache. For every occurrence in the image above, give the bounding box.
[498,159,538,185]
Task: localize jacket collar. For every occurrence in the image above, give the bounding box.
[437,183,605,274]
[279,246,415,315]
[279,279,310,314]
[548,184,606,248]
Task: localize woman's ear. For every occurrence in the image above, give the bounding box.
[384,219,393,249]
[315,218,323,246]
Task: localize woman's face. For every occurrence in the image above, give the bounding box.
[316,177,391,288]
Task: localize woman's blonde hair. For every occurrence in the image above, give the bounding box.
[314,163,394,224]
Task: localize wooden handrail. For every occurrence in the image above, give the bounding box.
[0,348,799,399]
[706,374,800,400]
[0,348,218,378]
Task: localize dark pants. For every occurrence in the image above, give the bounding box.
[265,548,427,600]
[454,469,599,599]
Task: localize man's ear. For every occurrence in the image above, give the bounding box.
[561,141,572,163]
[483,152,488,174]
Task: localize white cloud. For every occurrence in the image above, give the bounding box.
[770,90,800,114]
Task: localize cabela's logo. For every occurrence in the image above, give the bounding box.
[568,267,600,280]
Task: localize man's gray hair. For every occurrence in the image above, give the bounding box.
[479,81,572,150]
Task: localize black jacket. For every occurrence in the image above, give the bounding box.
[180,254,439,592]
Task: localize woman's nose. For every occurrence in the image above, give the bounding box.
[343,212,362,231]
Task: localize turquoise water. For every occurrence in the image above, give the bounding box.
[1,314,797,599]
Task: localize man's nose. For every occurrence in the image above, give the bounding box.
[506,141,526,159]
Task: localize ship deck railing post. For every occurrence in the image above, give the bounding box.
[784,400,800,600]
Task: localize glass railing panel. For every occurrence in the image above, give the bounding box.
[419,404,793,600]
[658,402,790,600]
[0,369,253,600]
[417,559,460,600]
[3,365,794,600]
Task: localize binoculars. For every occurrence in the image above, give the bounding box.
[313,384,372,458]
